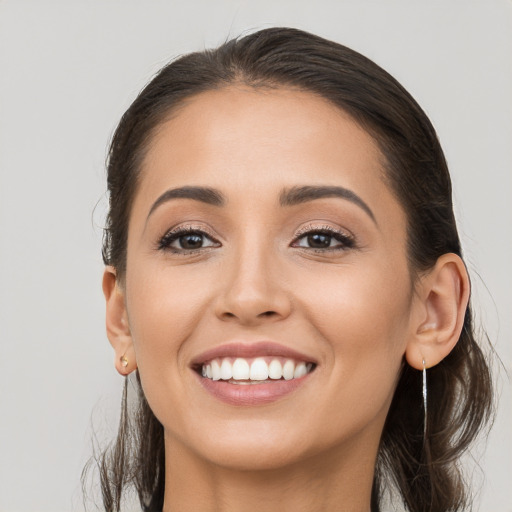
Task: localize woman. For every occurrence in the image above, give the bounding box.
[92,27,493,511]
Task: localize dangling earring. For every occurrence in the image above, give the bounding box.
[422,358,427,439]
[120,355,129,368]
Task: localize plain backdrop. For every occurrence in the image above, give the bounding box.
[0,1,510,511]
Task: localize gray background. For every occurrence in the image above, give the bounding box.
[0,1,510,510]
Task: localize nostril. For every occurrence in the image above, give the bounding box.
[260,311,277,317]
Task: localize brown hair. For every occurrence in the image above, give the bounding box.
[89,27,494,512]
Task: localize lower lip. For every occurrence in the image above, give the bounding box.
[196,373,312,406]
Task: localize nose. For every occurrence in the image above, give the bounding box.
[214,242,292,326]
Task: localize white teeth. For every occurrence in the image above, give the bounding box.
[211,360,221,381]
[220,359,233,380]
[268,359,282,379]
[294,362,307,379]
[250,358,269,380]
[232,358,250,380]
[282,360,295,380]
[200,357,314,381]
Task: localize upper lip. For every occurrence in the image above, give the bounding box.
[191,341,318,366]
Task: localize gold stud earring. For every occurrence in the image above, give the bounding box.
[120,355,129,368]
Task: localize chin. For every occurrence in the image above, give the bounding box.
[171,418,315,472]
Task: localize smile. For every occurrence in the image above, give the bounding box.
[192,342,318,405]
[201,357,315,382]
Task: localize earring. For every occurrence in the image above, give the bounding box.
[422,358,427,438]
[120,355,129,368]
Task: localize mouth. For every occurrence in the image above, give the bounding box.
[195,356,316,384]
[191,342,317,405]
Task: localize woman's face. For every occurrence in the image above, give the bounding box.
[122,86,419,470]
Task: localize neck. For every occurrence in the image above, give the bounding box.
[162,434,376,512]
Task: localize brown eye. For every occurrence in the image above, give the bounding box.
[293,228,355,251]
[158,228,220,252]
[306,233,332,249]
[178,233,205,249]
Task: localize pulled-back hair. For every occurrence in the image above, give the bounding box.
[91,27,493,512]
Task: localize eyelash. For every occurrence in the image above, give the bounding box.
[157,226,220,254]
[157,224,355,254]
[291,225,355,252]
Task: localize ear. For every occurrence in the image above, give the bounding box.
[405,253,470,370]
[103,266,137,375]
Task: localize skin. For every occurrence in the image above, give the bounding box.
[103,86,470,512]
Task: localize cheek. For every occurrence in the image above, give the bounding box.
[296,260,412,394]
[123,267,211,433]
[125,266,207,376]
[302,258,411,338]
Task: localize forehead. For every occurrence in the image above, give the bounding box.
[146,86,382,163]
[133,86,402,227]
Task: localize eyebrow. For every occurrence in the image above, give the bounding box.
[146,184,376,224]
[147,186,225,220]
[279,185,376,224]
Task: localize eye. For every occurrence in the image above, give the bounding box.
[292,226,355,251]
[158,227,220,253]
